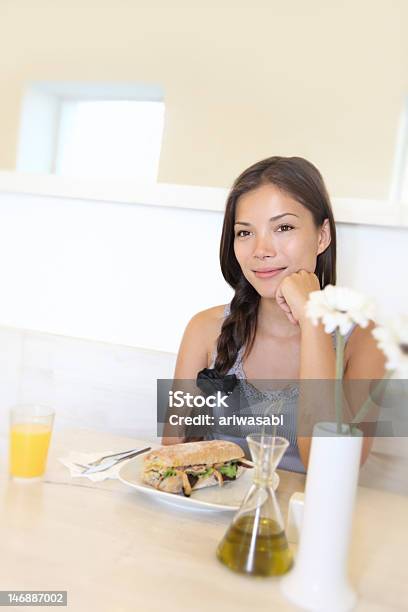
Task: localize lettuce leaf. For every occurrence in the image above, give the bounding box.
[162,468,177,479]
[198,467,214,478]
[218,463,238,478]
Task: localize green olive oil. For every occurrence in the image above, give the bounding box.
[217,515,293,576]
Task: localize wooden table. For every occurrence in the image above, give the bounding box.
[1,428,407,611]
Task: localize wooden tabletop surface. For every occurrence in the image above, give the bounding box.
[1,428,407,612]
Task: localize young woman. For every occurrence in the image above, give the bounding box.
[162,156,385,472]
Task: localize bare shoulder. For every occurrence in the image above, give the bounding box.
[187,304,227,351]
[344,320,386,379]
[189,304,227,331]
[174,304,228,377]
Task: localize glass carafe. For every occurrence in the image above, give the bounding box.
[216,434,293,576]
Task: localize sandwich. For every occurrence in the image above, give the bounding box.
[142,440,253,496]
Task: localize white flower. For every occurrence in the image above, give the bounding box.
[306,285,375,336]
[372,316,408,378]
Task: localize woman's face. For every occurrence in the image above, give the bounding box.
[233,183,331,298]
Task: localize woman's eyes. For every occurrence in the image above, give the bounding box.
[235,225,294,238]
[277,224,294,232]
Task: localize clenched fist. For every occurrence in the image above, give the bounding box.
[275,270,321,326]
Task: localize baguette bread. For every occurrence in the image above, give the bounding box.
[142,439,248,496]
[143,439,245,470]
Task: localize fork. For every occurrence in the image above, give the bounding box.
[74,448,140,469]
[74,447,151,472]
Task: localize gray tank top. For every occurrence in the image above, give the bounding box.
[209,304,356,474]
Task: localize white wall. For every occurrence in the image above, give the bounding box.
[0,191,407,354]
[0,192,232,353]
[336,223,408,320]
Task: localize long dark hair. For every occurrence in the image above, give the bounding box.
[214,156,336,375]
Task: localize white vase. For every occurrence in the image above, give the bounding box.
[280,421,363,612]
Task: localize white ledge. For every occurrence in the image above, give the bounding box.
[0,170,407,227]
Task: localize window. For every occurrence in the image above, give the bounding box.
[17,82,165,182]
[389,97,408,203]
[55,100,164,181]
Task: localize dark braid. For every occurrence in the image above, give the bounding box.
[214,276,260,375]
[213,156,337,375]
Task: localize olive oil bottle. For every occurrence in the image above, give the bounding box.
[217,434,293,577]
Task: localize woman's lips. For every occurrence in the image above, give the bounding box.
[253,267,286,279]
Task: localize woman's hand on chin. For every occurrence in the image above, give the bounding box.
[275,270,321,326]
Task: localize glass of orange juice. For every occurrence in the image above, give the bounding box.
[9,404,55,481]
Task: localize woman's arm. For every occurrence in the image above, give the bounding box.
[272,270,386,470]
[297,319,386,469]
[161,307,223,445]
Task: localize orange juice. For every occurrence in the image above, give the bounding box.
[10,422,52,478]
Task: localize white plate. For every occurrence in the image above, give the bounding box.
[118,454,279,512]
